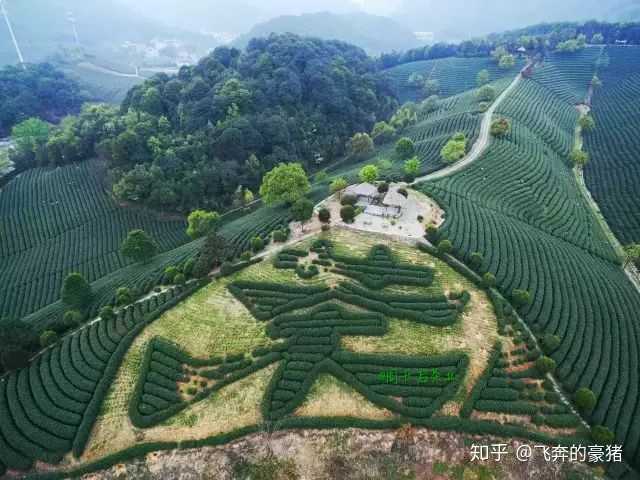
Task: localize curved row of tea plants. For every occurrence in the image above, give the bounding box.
[418,75,640,469]
[0,283,202,474]
[0,160,189,321]
[584,46,640,244]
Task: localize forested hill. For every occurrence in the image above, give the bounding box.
[0,63,85,137]
[12,34,396,213]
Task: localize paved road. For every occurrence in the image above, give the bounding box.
[412,68,526,185]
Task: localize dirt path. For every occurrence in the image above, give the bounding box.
[411,66,527,185]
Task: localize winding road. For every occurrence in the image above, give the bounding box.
[411,66,527,185]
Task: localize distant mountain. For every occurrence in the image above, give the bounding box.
[121,0,362,36]
[0,0,215,66]
[233,12,421,55]
[392,0,637,41]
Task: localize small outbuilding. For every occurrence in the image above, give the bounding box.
[344,183,379,204]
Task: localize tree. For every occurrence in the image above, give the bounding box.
[116,287,132,306]
[491,46,509,62]
[477,85,497,102]
[441,134,467,164]
[193,234,227,278]
[390,105,418,130]
[359,165,379,184]
[340,205,356,223]
[251,236,265,253]
[469,252,484,271]
[12,118,50,155]
[482,272,496,288]
[164,266,179,284]
[291,198,314,232]
[395,137,415,159]
[574,388,597,412]
[407,72,425,87]
[62,310,83,328]
[591,426,615,445]
[476,69,490,87]
[490,118,511,137]
[62,272,92,310]
[541,334,561,354]
[371,121,396,145]
[437,239,453,255]
[259,163,311,206]
[499,54,516,69]
[512,289,532,308]
[347,132,374,159]
[187,210,221,239]
[318,207,331,224]
[421,95,439,114]
[330,177,348,198]
[174,273,186,285]
[579,115,596,131]
[121,229,158,263]
[403,156,421,180]
[535,356,557,374]
[99,306,115,322]
[425,224,439,243]
[40,330,58,348]
[591,33,605,45]
[423,79,440,96]
[624,244,640,268]
[570,149,589,168]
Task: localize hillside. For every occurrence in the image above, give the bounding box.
[4,26,640,480]
[233,12,421,55]
[418,48,640,471]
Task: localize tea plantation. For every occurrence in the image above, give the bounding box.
[418,54,640,470]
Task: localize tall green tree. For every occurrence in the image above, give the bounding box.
[395,137,415,159]
[187,210,221,239]
[476,69,490,86]
[259,163,311,205]
[61,272,92,310]
[359,164,379,184]
[291,198,314,232]
[121,230,158,263]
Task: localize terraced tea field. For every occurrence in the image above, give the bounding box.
[384,56,524,103]
[0,160,190,323]
[418,66,640,470]
[584,46,640,245]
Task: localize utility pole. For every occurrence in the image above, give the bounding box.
[0,0,26,68]
[67,11,80,46]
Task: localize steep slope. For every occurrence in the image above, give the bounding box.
[418,59,640,470]
[584,46,640,245]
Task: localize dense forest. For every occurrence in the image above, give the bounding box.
[0,63,85,137]
[9,34,396,212]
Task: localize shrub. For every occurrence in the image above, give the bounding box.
[251,236,265,253]
[341,194,358,206]
[272,230,288,243]
[340,205,356,223]
[182,258,196,278]
[174,273,186,286]
[425,224,439,242]
[39,330,58,348]
[469,252,484,271]
[397,188,408,198]
[535,356,557,375]
[512,289,532,308]
[377,182,389,194]
[62,272,92,310]
[395,137,415,159]
[63,309,83,328]
[574,388,597,412]
[240,251,253,261]
[100,306,115,322]
[116,287,132,306]
[164,266,179,284]
[490,118,511,137]
[321,224,330,232]
[318,208,331,224]
[541,334,561,354]
[591,425,615,444]
[437,240,453,255]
